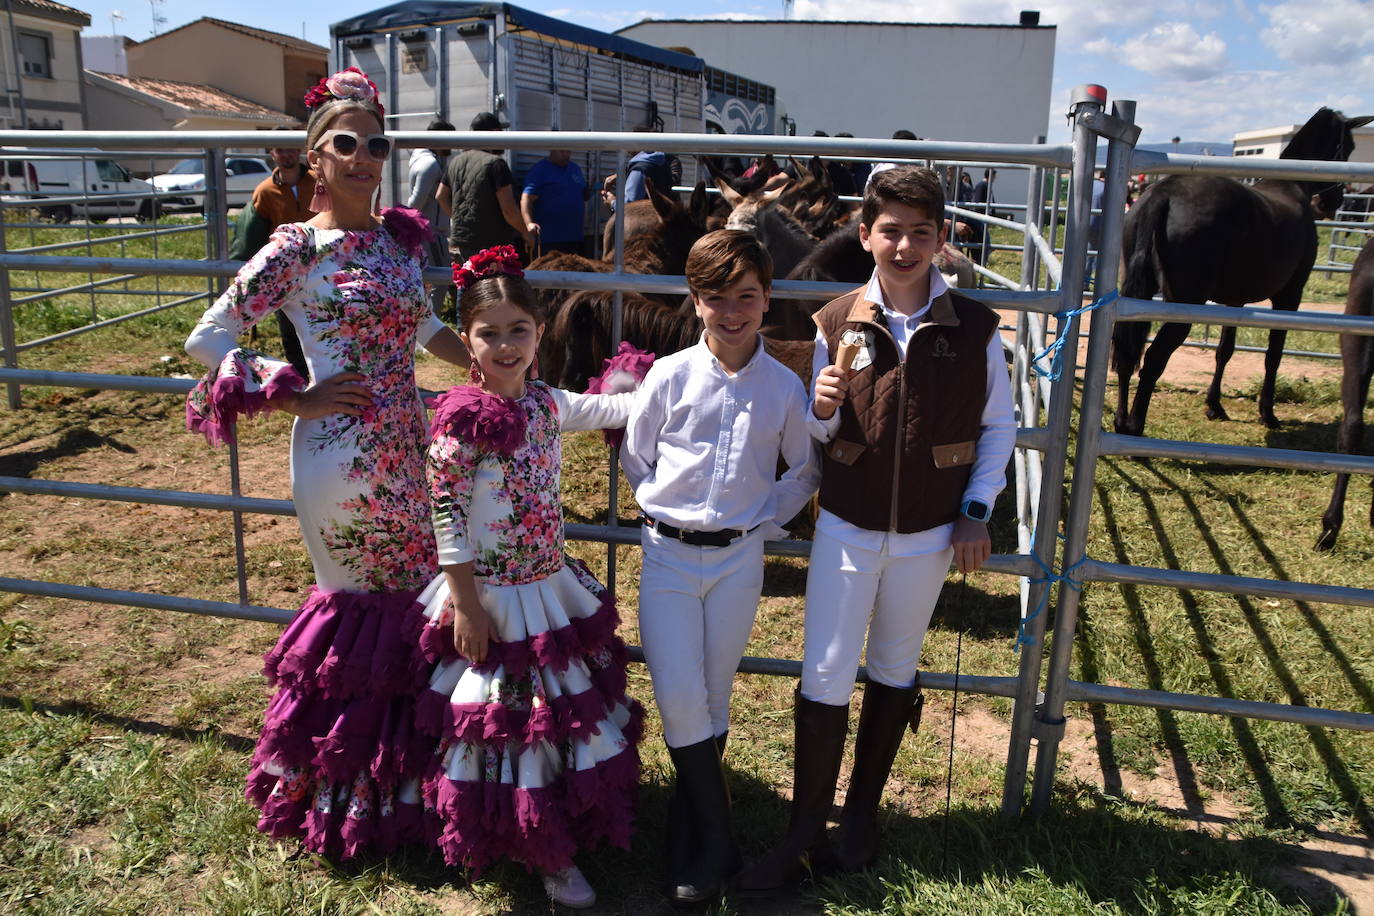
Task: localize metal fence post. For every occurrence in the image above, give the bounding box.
[0,206,19,408]
[1001,85,1104,819]
[1028,97,1140,816]
[606,148,626,594]
[204,148,229,293]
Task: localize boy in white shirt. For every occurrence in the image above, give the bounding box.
[621,229,820,905]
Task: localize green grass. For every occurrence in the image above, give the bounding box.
[0,223,1369,913]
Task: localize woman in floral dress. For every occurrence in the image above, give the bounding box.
[412,247,646,908]
[184,69,469,859]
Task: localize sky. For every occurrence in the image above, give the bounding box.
[90,0,1374,147]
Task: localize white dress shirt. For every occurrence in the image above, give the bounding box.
[806,267,1016,556]
[622,335,821,536]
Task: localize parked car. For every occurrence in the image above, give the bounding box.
[1,148,159,222]
[150,156,272,211]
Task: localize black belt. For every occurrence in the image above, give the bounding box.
[642,515,757,548]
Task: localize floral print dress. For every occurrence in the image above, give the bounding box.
[413,381,644,875]
[184,211,446,859]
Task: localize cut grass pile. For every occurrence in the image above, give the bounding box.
[0,222,1369,913]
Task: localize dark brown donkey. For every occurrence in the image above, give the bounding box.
[1112,107,1372,436]
[1317,236,1374,551]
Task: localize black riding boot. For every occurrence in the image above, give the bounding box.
[735,691,849,897]
[664,733,731,895]
[666,737,734,904]
[833,680,923,872]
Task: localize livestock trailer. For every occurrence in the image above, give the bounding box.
[330,1,784,210]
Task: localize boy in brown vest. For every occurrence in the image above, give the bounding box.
[739,166,1015,894]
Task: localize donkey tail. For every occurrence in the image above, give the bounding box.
[1111,190,1165,377]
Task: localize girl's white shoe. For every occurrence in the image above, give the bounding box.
[542,864,596,909]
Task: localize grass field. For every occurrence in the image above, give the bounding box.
[0,220,1370,914]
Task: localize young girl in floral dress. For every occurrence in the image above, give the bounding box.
[413,245,646,908]
[184,69,470,858]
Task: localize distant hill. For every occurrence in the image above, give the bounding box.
[1096,140,1229,166]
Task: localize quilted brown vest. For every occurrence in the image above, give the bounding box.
[814,286,999,533]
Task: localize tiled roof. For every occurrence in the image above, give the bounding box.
[89,72,296,122]
[15,0,90,26]
[142,16,326,55]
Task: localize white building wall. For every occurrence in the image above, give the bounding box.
[617,21,1054,145]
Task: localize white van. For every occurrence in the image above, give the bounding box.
[0,148,158,222]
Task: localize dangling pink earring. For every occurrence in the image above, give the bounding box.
[309,177,331,213]
[469,358,483,385]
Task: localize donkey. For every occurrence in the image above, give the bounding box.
[1111,107,1373,436]
[717,176,820,280]
[1316,237,1374,551]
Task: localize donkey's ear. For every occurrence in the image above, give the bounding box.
[715,176,744,207]
[1348,114,1374,130]
[810,156,831,192]
[646,177,676,222]
[690,181,711,228]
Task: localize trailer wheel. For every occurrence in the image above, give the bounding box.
[137,200,161,222]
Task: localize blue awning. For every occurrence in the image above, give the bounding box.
[331,2,705,75]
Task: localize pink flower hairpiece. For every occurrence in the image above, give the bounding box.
[303,67,385,118]
[453,244,524,291]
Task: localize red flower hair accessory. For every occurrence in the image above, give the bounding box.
[452,245,524,291]
[303,66,385,118]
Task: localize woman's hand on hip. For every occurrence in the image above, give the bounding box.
[277,371,371,419]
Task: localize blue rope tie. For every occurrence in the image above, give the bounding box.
[1031,289,1120,382]
[1016,547,1085,651]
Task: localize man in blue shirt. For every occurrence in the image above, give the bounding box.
[521,145,588,256]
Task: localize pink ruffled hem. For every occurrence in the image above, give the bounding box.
[413,654,631,748]
[263,586,429,700]
[186,363,305,447]
[423,739,641,876]
[249,774,434,861]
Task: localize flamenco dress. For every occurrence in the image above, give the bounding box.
[184,208,446,859]
[414,380,644,875]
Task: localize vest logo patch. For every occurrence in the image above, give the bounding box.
[840,328,875,371]
[932,335,957,359]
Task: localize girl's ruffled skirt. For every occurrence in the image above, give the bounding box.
[245,587,435,860]
[414,558,643,876]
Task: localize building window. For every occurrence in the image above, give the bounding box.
[18,31,51,79]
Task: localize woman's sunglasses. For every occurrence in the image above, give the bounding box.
[314,129,392,160]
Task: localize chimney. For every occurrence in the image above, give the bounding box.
[1020,10,1040,26]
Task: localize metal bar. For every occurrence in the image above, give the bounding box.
[1082,557,1374,611]
[1002,88,1103,820]
[607,148,626,595]
[1100,431,1374,475]
[7,223,201,255]
[12,271,145,304]
[0,130,1073,169]
[0,475,295,514]
[1028,98,1139,818]
[1117,297,1374,335]
[1131,148,1374,184]
[0,203,16,407]
[1064,680,1374,732]
[17,291,211,351]
[0,576,293,626]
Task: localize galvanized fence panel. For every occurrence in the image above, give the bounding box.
[4,123,1370,826]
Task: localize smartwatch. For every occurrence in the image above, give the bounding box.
[960,499,992,523]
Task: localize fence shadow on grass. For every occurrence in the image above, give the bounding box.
[0,693,256,754]
[0,425,135,479]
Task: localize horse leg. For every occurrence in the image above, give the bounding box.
[1318,336,1373,550]
[1259,291,1303,428]
[1124,321,1193,437]
[1205,323,1237,422]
